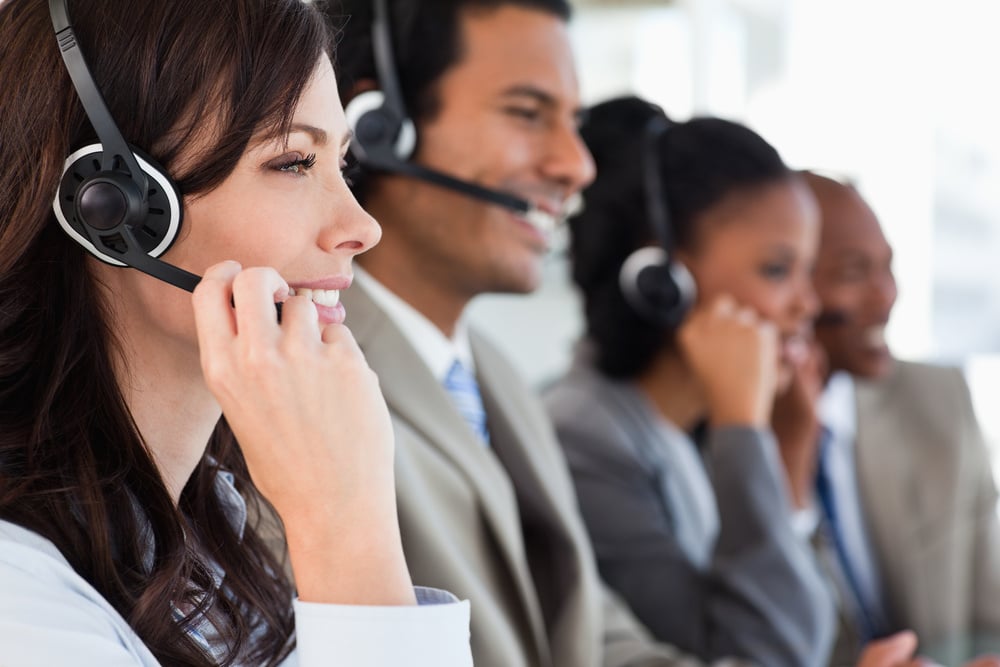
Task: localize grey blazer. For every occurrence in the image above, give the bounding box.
[835,360,1000,665]
[543,356,834,667]
[340,283,722,667]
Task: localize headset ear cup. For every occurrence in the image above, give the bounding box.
[665,259,696,321]
[53,143,183,266]
[345,89,416,161]
[619,246,696,327]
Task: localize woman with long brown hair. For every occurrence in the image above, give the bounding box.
[0,0,470,664]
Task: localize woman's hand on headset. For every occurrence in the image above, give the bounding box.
[192,260,415,606]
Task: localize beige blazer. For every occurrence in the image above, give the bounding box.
[829,360,1000,666]
[340,283,710,667]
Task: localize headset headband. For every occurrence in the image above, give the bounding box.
[49,0,200,292]
[641,115,674,255]
[372,0,406,123]
[49,0,147,193]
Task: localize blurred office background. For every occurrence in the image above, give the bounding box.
[467,0,1000,463]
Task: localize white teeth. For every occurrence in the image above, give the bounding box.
[524,209,559,236]
[864,325,886,347]
[290,287,340,307]
[288,287,297,296]
[312,289,340,307]
[564,192,584,218]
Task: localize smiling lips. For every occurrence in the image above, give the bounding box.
[513,193,576,239]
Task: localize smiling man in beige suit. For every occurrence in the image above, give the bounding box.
[805,172,1000,667]
[328,2,681,665]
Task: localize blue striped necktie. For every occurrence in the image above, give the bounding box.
[815,425,883,641]
[443,359,490,446]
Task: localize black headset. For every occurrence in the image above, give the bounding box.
[49,0,199,292]
[343,0,539,215]
[342,0,415,166]
[618,114,696,328]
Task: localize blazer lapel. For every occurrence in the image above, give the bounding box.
[854,366,924,631]
[473,335,577,528]
[343,284,549,648]
[472,333,599,653]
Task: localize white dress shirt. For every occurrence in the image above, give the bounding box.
[354,267,474,381]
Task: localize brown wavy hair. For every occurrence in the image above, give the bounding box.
[0,0,334,664]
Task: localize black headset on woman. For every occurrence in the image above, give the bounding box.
[617,112,697,328]
[49,0,198,293]
[50,0,284,323]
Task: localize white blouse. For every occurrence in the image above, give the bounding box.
[0,472,471,666]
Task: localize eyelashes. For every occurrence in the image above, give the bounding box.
[266,152,356,187]
[272,152,317,174]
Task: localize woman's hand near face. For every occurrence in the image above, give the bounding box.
[192,261,415,606]
[677,294,778,429]
[771,338,826,509]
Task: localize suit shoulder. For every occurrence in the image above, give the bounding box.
[544,373,636,452]
[873,359,985,455]
[892,358,964,384]
[863,359,968,404]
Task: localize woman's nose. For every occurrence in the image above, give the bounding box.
[321,195,382,255]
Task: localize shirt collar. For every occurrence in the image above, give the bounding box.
[354,266,474,381]
[818,370,858,444]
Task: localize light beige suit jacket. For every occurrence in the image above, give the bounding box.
[341,283,718,667]
[828,360,1000,666]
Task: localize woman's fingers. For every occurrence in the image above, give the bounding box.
[680,293,778,427]
[189,265,410,605]
[190,263,393,504]
[192,261,242,376]
[231,267,288,342]
[280,293,322,344]
[856,630,918,667]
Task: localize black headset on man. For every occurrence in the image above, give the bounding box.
[344,0,561,228]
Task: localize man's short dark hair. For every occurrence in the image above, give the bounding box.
[330,0,571,121]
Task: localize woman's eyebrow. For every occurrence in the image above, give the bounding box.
[289,123,329,146]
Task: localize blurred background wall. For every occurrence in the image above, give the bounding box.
[467,0,1000,463]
